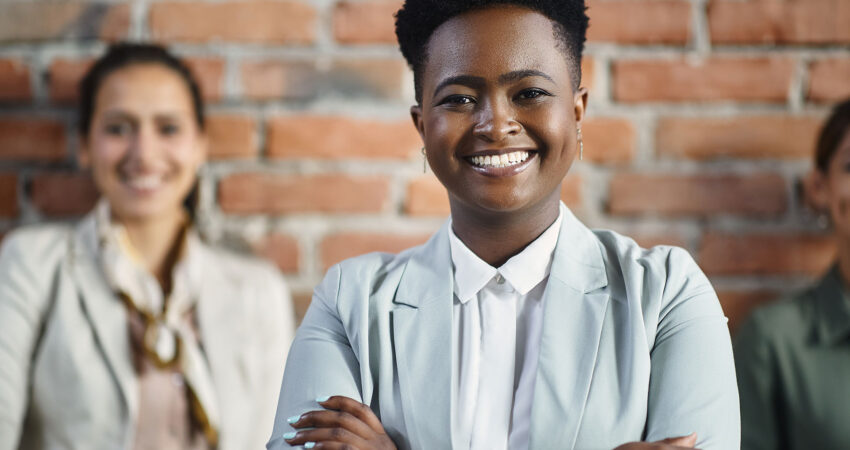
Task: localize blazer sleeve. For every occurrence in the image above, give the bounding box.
[0,231,62,450]
[643,247,740,450]
[266,264,363,449]
[734,312,781,450]
[251,264,296,450]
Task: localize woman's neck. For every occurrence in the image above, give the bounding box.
[450,194,560,267]
[118,210,188,291]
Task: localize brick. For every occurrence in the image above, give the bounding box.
[587,0,691,45]
[609,173,787,217]
[206,115,258,160]
[580,58,595,91]
[0,60,31,103]
[333,1,401,44]
[404,175,448,217]
[613,58,793,103]
[252,233,299,273]
[0,119,66,162]
[47,59,93,104]
[656,116,821,160]
[320,232,430,269]
[808,58,850,103]
[716,290,778,334]
[267,115,420,160]
[241,58,407,101]
[699,232,834,276]
[184,58,225,102]
[0,174,18,218]
[405,174,582,217]
[561,175,583,209]
[292,291,312,324]
[581,118,635,164]
[150,1,316,44]
[708,0,850,45]
[31,173,98,217]
[0,3,129,43]
[219,173,390,214]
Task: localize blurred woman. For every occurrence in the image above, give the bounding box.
[0,43,294,450]
[267,1,739,449]
[736,98,850,450]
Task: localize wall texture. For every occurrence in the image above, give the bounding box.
[1,0,848,328]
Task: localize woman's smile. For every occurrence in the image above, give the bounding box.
[463,148,537,177]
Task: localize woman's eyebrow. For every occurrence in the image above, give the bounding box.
[434,75,486,96]
[498,69,554,84]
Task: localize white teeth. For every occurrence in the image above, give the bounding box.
[470,151,530,168]
[126,174,163,190]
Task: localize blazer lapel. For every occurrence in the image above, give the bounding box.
[529,206,610,450]
[391,222,454,449]
[70,214,138,421]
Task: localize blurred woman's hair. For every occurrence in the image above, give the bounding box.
[77,42,205,137]
[815,98,850,172]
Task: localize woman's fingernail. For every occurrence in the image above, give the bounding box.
[304,442,316,449]
[282,431,296,439]
[315,395,330,402]
[287,415,300,424]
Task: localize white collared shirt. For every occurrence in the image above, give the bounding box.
[449,210,563,450]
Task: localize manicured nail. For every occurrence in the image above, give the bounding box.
[304,442,316,449]
[287,415,300,424]
[282,432,296,439]
[315,395,330,402]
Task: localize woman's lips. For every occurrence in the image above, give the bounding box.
[463,150,537,177]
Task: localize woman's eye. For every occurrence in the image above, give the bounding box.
[516,88,550,100]
[104,122,131,136]
[159,123,180,136]
[440,95,476,106]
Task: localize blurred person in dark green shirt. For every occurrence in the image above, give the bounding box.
[735,98,850,450]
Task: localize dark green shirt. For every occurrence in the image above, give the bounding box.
[735,266,850,450]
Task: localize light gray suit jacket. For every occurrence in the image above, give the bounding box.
[0,214,295,450]
[269,207,739,450]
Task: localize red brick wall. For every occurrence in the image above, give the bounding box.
[0,0,847,327]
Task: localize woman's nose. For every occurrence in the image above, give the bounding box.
[472,98,521,143]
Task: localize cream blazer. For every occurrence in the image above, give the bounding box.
[0,213,295,450]
[269,205,740,450]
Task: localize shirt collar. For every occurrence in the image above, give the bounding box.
[448,207,563,303]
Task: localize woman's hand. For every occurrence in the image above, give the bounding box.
[614,433,698,450]
[284,396,397,450]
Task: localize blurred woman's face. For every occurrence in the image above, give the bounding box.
[80,64,206,223]
[811,129,850,237]
[410,5,587,217]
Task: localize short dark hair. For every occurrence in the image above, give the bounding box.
[815,98,850,172]
[77,42,205,136]
[395,0,589,103]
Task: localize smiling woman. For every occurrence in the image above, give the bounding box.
[268,2,739,450]
[0,43,295,450]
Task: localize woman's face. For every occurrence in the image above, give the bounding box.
[411,6,587,216]
[80,63,207,223]
[809,128,850,237]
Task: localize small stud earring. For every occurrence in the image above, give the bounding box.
[421,147,427,173]
[577,128,583,161]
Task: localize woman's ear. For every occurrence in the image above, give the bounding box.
[803,169,831,212]
[573,87,589,126]
[410,104,425,142]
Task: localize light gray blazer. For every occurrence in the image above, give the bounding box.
[0,214,294,450]
[269,207,739,450]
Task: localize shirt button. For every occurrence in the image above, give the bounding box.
[495,274,505,285]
